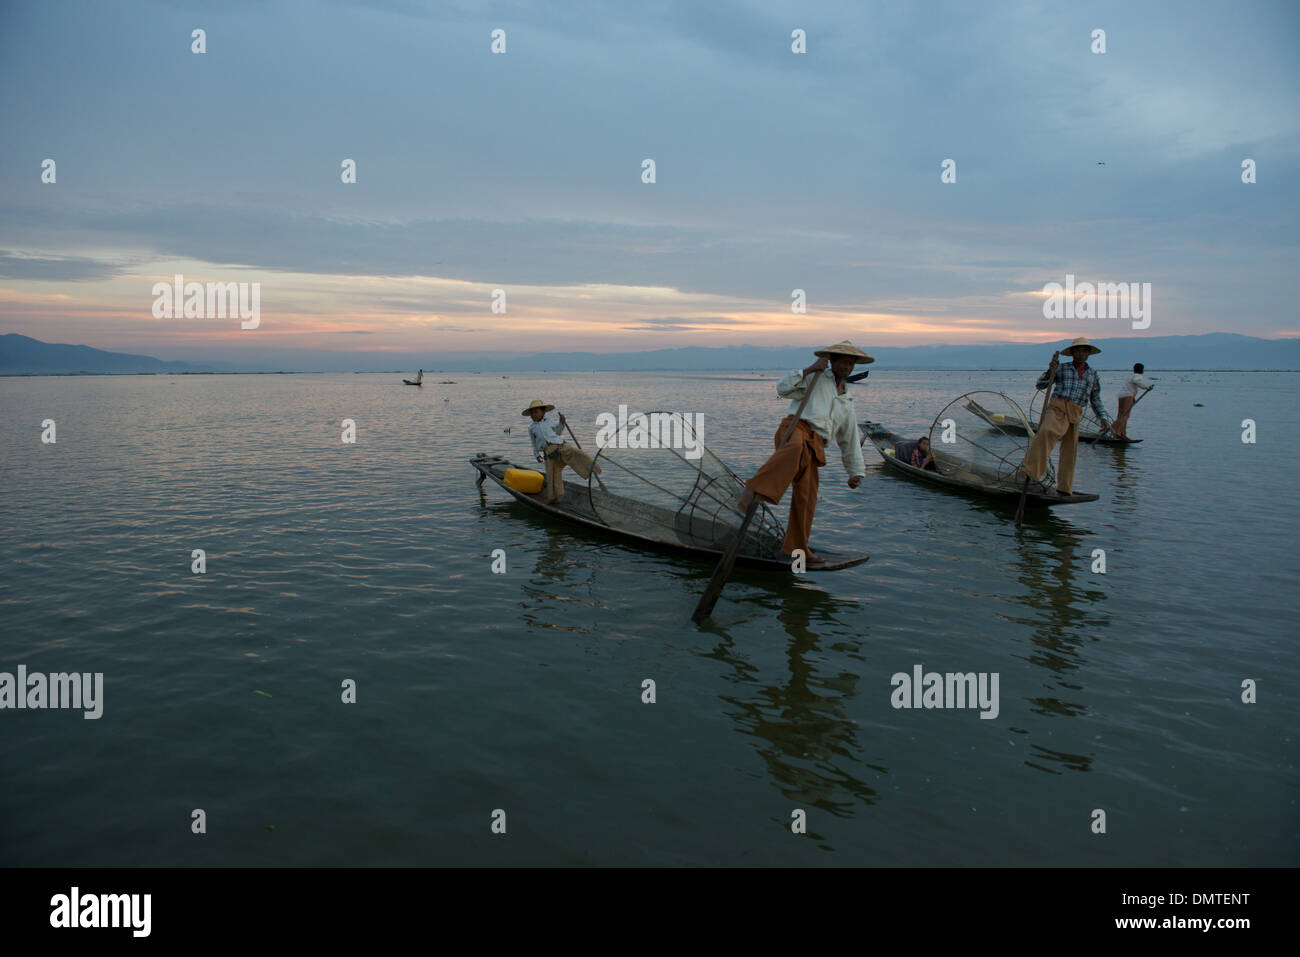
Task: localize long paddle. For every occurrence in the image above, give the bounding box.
[1015,351,1059,527]
[692,368,826,622]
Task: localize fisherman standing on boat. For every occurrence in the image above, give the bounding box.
[523,399,601,505]
[1112,362,1153,440]
[737,341,870,565]
[1019,337,1111,495]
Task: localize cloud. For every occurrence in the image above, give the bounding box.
[620,316,747,330]
[0,0,1296,347]
[0,251,123,282]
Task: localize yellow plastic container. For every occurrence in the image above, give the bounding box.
[504,468,545,494]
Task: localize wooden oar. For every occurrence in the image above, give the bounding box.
[692,368,826,622]
[1015,351,1059,527]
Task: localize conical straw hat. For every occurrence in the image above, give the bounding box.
[814,340,875,364]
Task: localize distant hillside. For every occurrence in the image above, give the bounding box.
[3,331,1297,374]
[0,333,211,375]
[433,334,1300,372]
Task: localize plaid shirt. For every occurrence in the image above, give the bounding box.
[1037,361,1110,423]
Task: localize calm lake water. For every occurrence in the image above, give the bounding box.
[1,370,1296,866]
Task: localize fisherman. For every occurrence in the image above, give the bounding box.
[522,399,601,505]
[1019,337,1112,495]
[894,435,939,471]
[737,341,870,565]
[1113,362,1153,440]
[417,369,423,385]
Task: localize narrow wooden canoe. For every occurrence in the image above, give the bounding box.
[472,454,868,572]
[859,423,1099,507]
[965,398,1142,445]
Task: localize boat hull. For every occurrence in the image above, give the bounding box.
[471,454,868,572]
[859,423,1099,506]
[965,398,1141,444]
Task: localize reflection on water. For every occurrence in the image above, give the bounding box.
[524,530,600,632]
[1105,444,1144,520]
[701,586,882,846]
[1024,742,1093,775]
[1008,516,1105,773]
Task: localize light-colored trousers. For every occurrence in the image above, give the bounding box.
[1022,396,1083,493]
[542,443,599,500]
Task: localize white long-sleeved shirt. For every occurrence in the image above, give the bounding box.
[1118,373,1152,399]
[777,370,867,478]
[528,417,567,455]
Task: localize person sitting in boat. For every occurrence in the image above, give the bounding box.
[1018,337,1111,495]
[1112,362,1153,440]
[894,436,939,471]
[523,399,602,505]
[736,341,870,566]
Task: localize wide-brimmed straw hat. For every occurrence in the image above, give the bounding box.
[521,399,555,416]
[1064,336,1101,356]
[814,340,875,364]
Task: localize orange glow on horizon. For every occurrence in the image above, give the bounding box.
[3,263,1291,353]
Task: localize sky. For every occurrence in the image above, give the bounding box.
[1,0,1297,364]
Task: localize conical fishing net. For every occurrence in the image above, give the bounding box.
[929,391,1056,489]
[587,411,786,557]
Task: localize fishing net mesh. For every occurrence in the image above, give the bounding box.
[1029,388,1107,438]
[587,411,786,557]
[929,391,1055,489]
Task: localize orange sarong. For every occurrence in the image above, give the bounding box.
[745,416,826,556]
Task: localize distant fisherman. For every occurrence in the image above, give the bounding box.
[1112,362,1153,440]
[1019,337,1111,495]
[737,341,870,565]
[523,399,601,505]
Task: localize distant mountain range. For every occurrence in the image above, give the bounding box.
[439,334,1300,372]
[0,333,211,375]
[3,331,1298,374]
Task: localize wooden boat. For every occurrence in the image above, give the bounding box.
[965,398,1141,445]
[471,453,868,571]
[859,422,1099,507]
[402,379,422,386]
